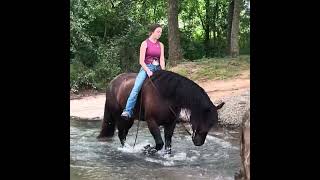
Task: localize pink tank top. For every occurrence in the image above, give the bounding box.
[144,39,161,64]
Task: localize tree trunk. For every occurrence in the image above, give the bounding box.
[103,20,107,42]
[235,109,250,180]
[204,0,210,57]
[168,0,182,66]
[140,0,147,25]
[154,3,157,23]
[212,0,219,56]
[216,28,220,55]
[230,0,241,58]
[226,0,234,55]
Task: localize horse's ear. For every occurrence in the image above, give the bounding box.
[216,102,225,110]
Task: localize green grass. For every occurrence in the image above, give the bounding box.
[169,55,250,81]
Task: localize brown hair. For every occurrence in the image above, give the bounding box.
[148,24,162,36]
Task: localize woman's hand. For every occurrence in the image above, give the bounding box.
[147,70,153,77]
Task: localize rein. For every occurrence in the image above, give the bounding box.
[133,88,143,149]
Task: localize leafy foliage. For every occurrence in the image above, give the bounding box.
[70,0,250,91]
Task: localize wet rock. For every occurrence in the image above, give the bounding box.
[235,108,250,180]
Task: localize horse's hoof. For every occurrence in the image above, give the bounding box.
[120,141,126,147]
[142,145,150,154]
[148,147,157,155]
[164,149,172,155]
[143,144,151,150]
[142,145,158,155]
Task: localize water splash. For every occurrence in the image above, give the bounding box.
[205,135,238,150]
[117,141,151,153]
[145,157,175,166]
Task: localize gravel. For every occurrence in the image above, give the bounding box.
[214,89,250,128]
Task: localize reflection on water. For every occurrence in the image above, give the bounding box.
[70,119,240,180]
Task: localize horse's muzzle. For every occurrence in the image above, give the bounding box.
[192,131,207,146]
[192,138,204,146]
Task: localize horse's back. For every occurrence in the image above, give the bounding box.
[109,73,138,109]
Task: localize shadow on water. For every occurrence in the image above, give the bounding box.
[70,119,241,180]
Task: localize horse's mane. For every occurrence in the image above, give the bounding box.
[150,70,213,112]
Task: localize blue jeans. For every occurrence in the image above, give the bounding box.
[123,64,161,117]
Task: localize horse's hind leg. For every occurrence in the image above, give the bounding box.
[97,115,115,139]
[164,121,177,154]
[146,120,164,153]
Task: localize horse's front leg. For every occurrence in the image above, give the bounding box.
[118,118,134,146]
[164,121,177,154]
[146,120,164,153]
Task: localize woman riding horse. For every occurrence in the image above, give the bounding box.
[121,23,165,120]
[97,70,225,154]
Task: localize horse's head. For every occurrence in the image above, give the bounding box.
[191,102,225,146]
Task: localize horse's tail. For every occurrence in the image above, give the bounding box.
[97,90,116,139]
[216,102,225,110]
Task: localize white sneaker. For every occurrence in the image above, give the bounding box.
[121,111,130,120]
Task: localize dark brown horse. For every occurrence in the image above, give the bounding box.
[97,70,225,154]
